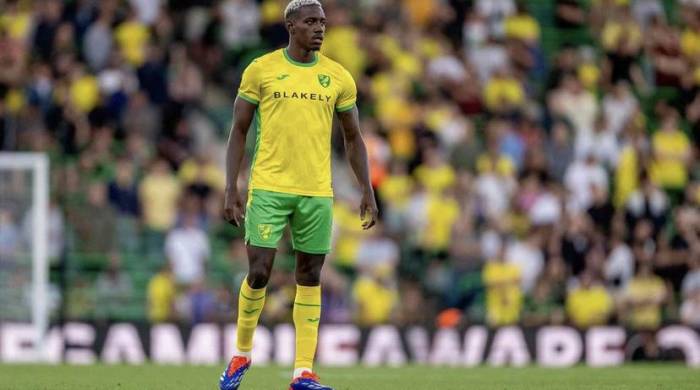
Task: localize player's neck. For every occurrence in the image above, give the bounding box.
[285,44,317,64]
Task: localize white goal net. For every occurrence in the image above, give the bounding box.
[0,152,49,360]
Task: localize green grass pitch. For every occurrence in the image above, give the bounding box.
[0,364,698,389]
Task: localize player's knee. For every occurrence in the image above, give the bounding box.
[247,266,271,288]
[295,268,321,286]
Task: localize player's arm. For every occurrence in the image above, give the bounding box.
[223,97,257,227]
[337,106,378,230]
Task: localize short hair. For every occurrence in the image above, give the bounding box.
[284,0,323,20]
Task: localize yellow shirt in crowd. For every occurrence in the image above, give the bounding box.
[332,202,368,267]
[414,164,456,194]
[614,144,638,207]
[139,174,181,231]
[625,275,666,330]
[681,28,700,59]
[148,271,176,322]
[483,261,523,326]
[70,75,100,113]
[504,14,540,43]
[178,159,226,192]
[566,285,613,328]
[115,20,150,66]
[353,276,398,326]
[422,194,459,252]
[601,20,642,51]
[650,130,690,189]
[379,174,414,210]
[476,154,515,177]
[483,77,525,111]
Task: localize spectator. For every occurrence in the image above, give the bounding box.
[566,271,614,328]
[505,230,544,294]
[555,0,587,29]
[483,244,523,327]
[649,110,692,203]
[83,7,114,72]
[549,73,599,142]
[165,214,210,286]
[65,181,117,254]
[220,0,261,50]
[95,255,134,320]
[619,261,668,330]
[602,81,638,135]
[139,158,181,255]
[605,226,635,291]
[108,158,141,252]
[352,263,398,326]
[504,3,541,46]
[625,172,669,233]
[114,8,150,67]
[482,66,525,113]
[545,121,575,182]
[147,263,176,323]
[178,149,226,199]
[564,153,609,212]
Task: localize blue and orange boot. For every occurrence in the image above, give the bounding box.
[219,356,251,390]
[289,371,334,390]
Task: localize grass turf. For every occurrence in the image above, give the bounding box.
[0,364,697,390]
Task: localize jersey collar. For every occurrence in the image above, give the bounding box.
[283,48,319,67]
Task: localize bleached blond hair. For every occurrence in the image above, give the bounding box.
[284,0,323,20]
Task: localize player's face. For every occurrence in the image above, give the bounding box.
[291,6,326,51]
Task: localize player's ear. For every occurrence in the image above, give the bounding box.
[286,19,295,35]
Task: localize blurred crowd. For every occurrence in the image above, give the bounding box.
[0,0,699,333]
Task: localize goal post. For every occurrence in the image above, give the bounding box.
[0,152,49,360]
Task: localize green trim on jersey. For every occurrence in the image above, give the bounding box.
[283,48,319,67]
[248,109,262,195]
[336,103,355,113]
[238,93,259,105]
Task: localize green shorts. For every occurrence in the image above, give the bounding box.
[244,189,333,254]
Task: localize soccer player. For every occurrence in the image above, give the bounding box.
[218,1,378,389]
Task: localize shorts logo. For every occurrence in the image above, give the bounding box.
[318,74,331,88]
[258,224,272,240]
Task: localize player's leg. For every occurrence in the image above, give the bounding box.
[220,190,292,390]
[293,251,325,377]
[289,195,334,390]
[236,245,276,356]
[219,247,274,390]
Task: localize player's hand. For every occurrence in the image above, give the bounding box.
[223,188,245,227]
[360,189,378,230]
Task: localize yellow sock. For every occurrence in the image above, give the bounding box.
[236,278,266,353]
[293,284,322,371]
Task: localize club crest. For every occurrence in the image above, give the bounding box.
[318,74,331,88]
[258,224,272,240]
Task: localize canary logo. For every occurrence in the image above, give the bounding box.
[258,224,272,240]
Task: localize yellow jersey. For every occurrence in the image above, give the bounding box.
[625,276,666,330]
[238,48,357,197]
[566,286,613,329]
[483,261,523,326]
[650,130,690,189]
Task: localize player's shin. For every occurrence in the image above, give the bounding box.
[292,284,322,377]
[235,277,267,356]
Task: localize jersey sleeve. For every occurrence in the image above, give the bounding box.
[237,60,261,105]
[335,68,357,112]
